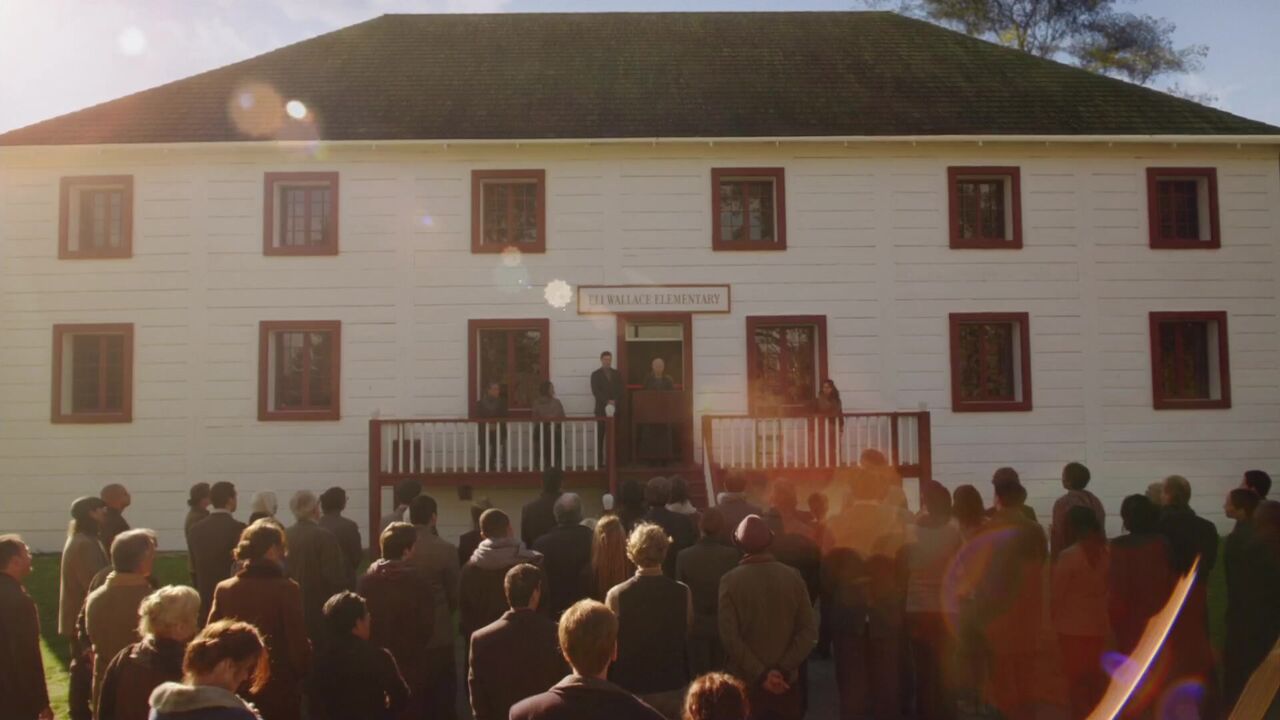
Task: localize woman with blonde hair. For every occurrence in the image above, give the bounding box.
[98,585,201,720]
[208,520,309,720]
[148,619,268,720]
[586,515,632,600]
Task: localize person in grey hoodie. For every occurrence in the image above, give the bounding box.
[148,619,266,720]
[459,508,543,645]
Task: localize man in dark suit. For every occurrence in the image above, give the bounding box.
[591,351,624,460]
[0,535,51,720]
[676,508,741,674]
[715,472,763,545]
[641,477,696,577]
[521,468,563,548]
[468,564,568,720]
[318,486,364,588]
[532,493,594,618]
[186,481,246,622]
[510,600,665,720]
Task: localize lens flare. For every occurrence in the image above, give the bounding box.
[286,100,308,119]
[501,246,523,267]
[544,280,573,309]
[227,82,284,138]
[117,27,147,56]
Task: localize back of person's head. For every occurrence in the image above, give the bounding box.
[319,487,347,514]
[394,479,423,508]
[323,591,367,639]
[480,508,511,539]
[723,471,747,495]
[733,515,774,555]
[542,467,564,495]
[408,494,438,526]
[645,476,672,506]
[700,507,726,538]
[558,600,618,677]
[1229,487,1261,518]
[993,476,1026,508]
[683,672,750,720]
[70,495,106,536]
[554,493,583,525]
[250,491,277,517]
[591,515,628,592]
[0,535,27,572]
[669,476,690,505]
[1162,475,1192,508]
[289,490,319,521]
[184,620,268,692]
[380,522,417,561]
[992,466,1020,489]
[770,480,798,512]
[101,483,130,507]
[1120,494,1160,534]
[139,585,201,642]
[209,481,237,510]
[1062,462,1091,491]
[1145,482,1165,506]
[952,484,985,528]
[470,497,493,529]
[921,480,952,520]
[1066,505,1102,545]
[807,492,829,518]
[504,563,544,609]
[539,380,554,398]
[235,520,286,562]
[188,482,211,509]
[111,529,157,573]
[860,448,888,467]
[1244,470,1272,498]
[627,523,670,568]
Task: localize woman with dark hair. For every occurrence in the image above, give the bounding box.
[812,379,843,466]
[1051,506,1110,719]
[907,481,962,720]
[950,485,986,541]
[531,380,566,468]
[208,521,309,720]
[148,619,268,720]
[618,478,647,533]
[683,672,749,720]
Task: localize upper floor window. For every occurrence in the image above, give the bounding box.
[1147,168,1220,249]
[712,168,786,250]
[947,167,1022,249]
[1150,311,1230,409]
[52,323,133,423]
[264,172,339,255]
[59,176,133,259]
[468,319,549,415]
[746,316,828,415]
[949,312,1032,412]
[472,170,546,253]
[258,321,341,420]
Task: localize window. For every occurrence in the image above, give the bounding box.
[468,319,550,415]
[947,167,1021,249]
[949,313,1032,412]
[59,176,133,258]
[1149,311,1230,409]
[1147,168,1220,248]
[712,168,786,250]
[746,316,828,415]
[263,172,339,255]
[52,324,133,423]
[258,321,341,420]
[471,170,546,253]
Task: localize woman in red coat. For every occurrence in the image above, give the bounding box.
[209,520,310,720]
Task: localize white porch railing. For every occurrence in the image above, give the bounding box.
[701,411,931,476]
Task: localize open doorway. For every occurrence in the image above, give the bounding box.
[615,313,693,467]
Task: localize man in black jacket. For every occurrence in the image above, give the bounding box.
[522,468,563,548]
[591,351,624,461]
[0,535,51,720]
[531,493,593,618]
[307,591,409,720]
[186,482,246,622]
[641,477,696,577]
[468,564,568,720]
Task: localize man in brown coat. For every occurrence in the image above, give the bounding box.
[407,494,461,720]
[719,515,817,720]
[285,490,349,643]
[86,529,158,711]
[0,535,52,720]
[359,522,436,720]
[186,481,245,622]
[468,564,568,720]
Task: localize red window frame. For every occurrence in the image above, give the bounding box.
[51,323,134,423]
[947,167,1022,249]
[58,176,134,259]
[745,315,829,416]
[263,172,340,256]
[258,321,341,421]
[948,312,1032,412]
[1149,311,1231,409]
[467,318,550,417]
[712,167,787,251]
[471,170,547,254]
[1146,168,1220,249]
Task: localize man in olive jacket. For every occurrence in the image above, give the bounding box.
[719,515,817,720]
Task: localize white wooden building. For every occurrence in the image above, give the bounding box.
[2,12,1278,551]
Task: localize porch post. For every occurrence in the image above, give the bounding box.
[368,419,382,555]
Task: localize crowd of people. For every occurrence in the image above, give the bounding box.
[1,461,1278,720]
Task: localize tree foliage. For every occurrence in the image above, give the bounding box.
[886,0,1210,102]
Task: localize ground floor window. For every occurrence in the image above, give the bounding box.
[745,315,828,415]
[949,312,1032,412]
[1150,311,1230,409]
[468,319,550,415]
[52,323,133,422]
[258,321,341,420]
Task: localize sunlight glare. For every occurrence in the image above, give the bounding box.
[544,279,573,309]
[117,26,146,56]
[286,100,307,119]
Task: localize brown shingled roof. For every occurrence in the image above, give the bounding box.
[2,11,1277,147]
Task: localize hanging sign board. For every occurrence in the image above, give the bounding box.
[577,285,731,314]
